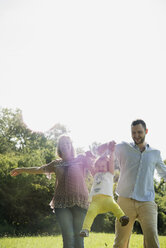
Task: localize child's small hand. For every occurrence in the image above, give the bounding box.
[96,143,108,156]
[108,141,116,152]
[85,151,96,160]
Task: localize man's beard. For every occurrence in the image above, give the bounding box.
[134,136,145,145]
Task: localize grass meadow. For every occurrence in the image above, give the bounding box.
[0,233,166,248]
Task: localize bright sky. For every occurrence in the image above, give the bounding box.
[0,0,166,159]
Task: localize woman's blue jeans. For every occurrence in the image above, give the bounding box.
[55,206,87,248]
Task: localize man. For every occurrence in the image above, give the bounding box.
[113,119,166,248]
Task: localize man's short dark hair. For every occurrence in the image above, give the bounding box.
[131,119,147,130]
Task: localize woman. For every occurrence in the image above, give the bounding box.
[10,135,94,248]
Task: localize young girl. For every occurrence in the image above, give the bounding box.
[80,141,129,237]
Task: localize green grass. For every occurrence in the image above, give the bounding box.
[0,233,166,248]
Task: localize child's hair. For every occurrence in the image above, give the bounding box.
[95,156,109,170]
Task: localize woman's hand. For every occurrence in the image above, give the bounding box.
[10,168,23,177]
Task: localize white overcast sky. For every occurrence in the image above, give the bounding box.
[0,0,166,159]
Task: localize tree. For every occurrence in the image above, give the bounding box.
[0,108,70,235]
[0,108,27,153]
[154,178,166,235]
[45,123,69,146]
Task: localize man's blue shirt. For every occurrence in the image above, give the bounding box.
[115,142,166,201]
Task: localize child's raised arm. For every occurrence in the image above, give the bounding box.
[108,152,115,175]
[108,141,116,175]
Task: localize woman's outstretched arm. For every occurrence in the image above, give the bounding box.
[10,166,45,176]
[10,160,59,177]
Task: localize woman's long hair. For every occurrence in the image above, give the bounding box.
[57,135,75,159]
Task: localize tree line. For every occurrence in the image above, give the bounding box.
[0,108,166,236]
